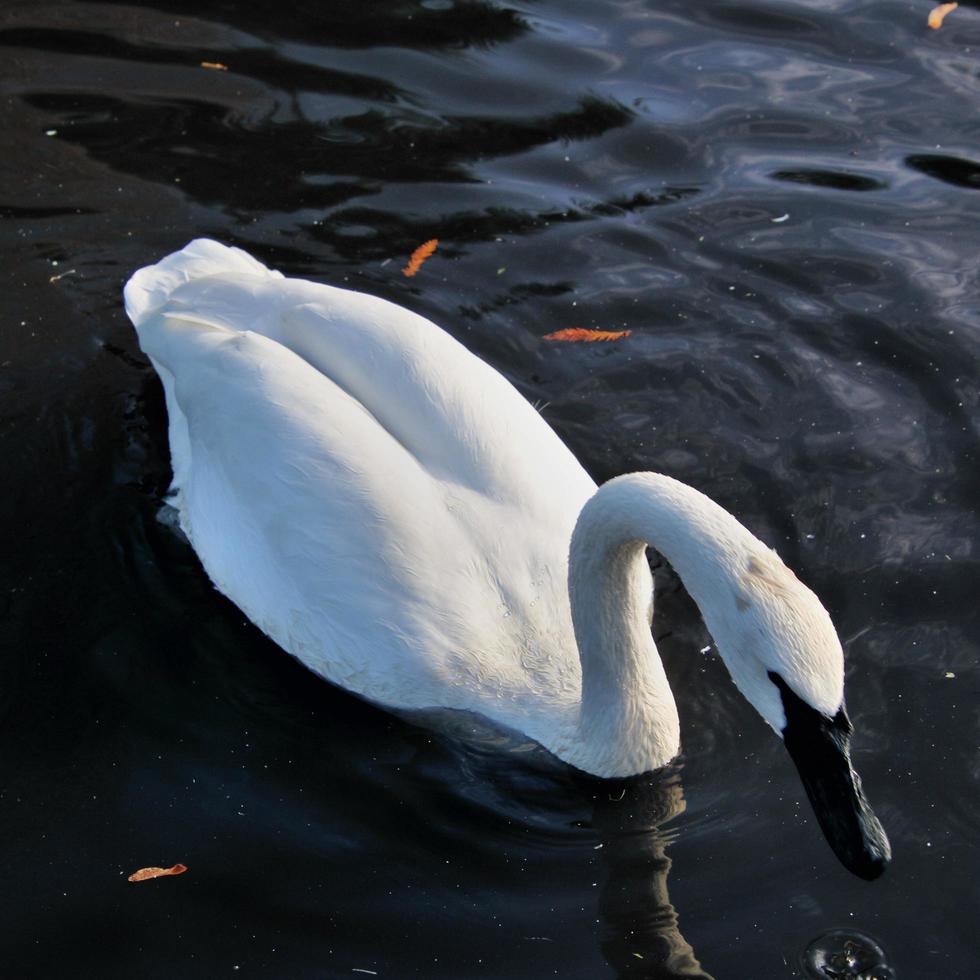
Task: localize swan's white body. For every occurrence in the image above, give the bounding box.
[125,240,845,778]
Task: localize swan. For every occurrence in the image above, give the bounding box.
[124,239,890,879]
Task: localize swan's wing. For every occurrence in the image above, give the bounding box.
[135,314,509,706]
[126,240,596,521]
[128,243,596,714]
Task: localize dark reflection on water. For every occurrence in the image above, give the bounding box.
[905,154,980,190]
[589,769,714,979]
[4,26,407,101]
[1,0,978,976]
[769,170,887,192]
[113,0,531,50]
[23,90,637,214]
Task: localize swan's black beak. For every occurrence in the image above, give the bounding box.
[769,672,891,880]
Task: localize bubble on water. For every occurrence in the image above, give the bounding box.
[801,929,895,979]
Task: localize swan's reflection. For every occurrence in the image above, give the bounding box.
[410,716,714,978]
[582,766,714,980]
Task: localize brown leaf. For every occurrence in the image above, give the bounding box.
[402,239,438,277]
[128,863,188,882]
[200,61,229,71]
[928,3,958,28]
[543,328,631,342]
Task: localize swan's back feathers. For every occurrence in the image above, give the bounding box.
[132,240,593,511]
[127,240,595,723]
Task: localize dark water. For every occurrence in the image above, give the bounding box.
[2,1,978,976]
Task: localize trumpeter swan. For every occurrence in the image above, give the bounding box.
[125,239,889,878]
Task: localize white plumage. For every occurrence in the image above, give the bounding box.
[125,239,847,779]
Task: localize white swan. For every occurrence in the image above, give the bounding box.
[125,239,889,877]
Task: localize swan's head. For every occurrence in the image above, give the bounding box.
[710,548,891,880]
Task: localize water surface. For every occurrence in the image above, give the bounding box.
[1,1,978,976]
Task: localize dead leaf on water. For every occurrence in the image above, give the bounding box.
[402,239,438,277]
[928,3,958,28]
[543,328,631,343]
[128,863,188,882]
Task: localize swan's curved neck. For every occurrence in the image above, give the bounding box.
[566,473,754,777]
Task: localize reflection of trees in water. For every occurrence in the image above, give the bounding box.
[12,4,705,264]
[24,89,635,214]
[9,0,594,215]
[316,184,697,263]
[585,767,715,980]
[1,27,405,100]
[93,0,529,50]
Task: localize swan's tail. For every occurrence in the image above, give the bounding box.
[123,238,281,327]
[124,239,282,501]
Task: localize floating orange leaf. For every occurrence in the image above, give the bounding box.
[928,2,957,28]
[402,239,438,277]
[128,863,188,882]
[200,61,229,71]
[543,328,631,342]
